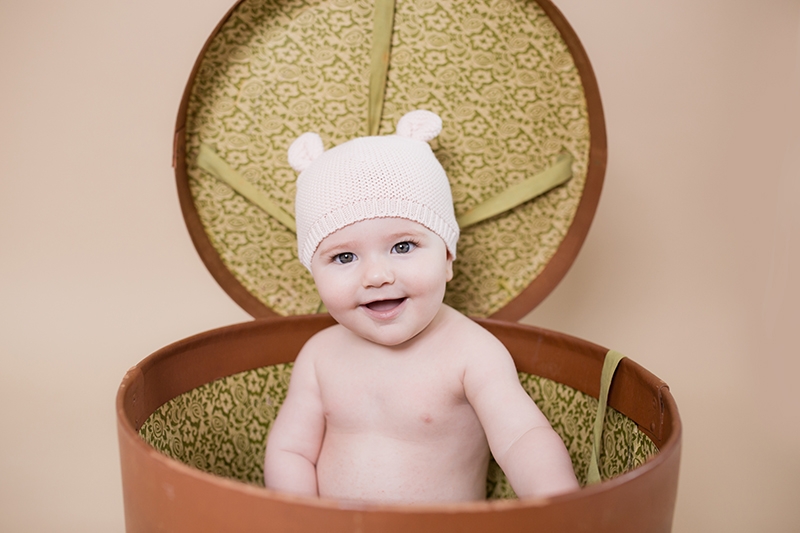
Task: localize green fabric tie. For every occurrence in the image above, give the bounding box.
[456,153,573,229]
[367,0,396,136]
[196,143,297,233]
[586,349,626,485]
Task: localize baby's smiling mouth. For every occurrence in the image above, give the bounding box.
[364,298,406,312]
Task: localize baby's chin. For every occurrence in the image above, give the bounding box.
[333,315,431,348]
[360,331,425,347]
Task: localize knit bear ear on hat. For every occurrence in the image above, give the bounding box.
[287,132,325,173]
[395,109,442,142]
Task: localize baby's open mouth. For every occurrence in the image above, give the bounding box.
[364,298,406,312]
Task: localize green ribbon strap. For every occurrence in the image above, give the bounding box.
[196,143,297,233]
[456,152,574,229]
[586,349,627,485]
[367,0,396,136]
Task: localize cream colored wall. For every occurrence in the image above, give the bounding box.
[0,0,797,531]
[525,1,800,531]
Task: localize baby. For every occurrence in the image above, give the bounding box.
[264,110,579,504]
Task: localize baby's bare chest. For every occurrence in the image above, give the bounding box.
[316,356,480,439]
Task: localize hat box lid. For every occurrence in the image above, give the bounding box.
[172,0,606,321]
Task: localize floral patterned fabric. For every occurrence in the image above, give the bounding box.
[184,0,591,318]
[140,365,658,498]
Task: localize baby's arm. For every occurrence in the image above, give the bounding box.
[464,333,579,499]
[264,342,325,497]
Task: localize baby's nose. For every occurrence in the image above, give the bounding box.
[362,257,395,288]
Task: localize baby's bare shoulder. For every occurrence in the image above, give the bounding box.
[299,323,351,357]
[289,326,344,383]
[439,306,510,357]
[432,309,519,395]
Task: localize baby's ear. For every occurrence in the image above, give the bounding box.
[288,132,324,173]
[396,110,442,142]
[444,250,454,282]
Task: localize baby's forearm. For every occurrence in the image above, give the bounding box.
[498,426,579,499]
[264,448,319,497]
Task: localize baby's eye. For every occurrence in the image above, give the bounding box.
[333,252,356,264]
[392,241,416,254]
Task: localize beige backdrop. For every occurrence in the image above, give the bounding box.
[1,0,798,531]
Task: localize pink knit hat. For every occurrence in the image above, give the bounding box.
[289,110,459,269]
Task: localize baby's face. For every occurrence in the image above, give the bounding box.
[309,218,453,347]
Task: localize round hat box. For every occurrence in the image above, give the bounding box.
[116,0,682,531]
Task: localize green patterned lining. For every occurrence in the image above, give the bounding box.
[139,365,658,498]
[184,0,590,318]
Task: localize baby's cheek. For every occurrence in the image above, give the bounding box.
[314,278,341,308]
